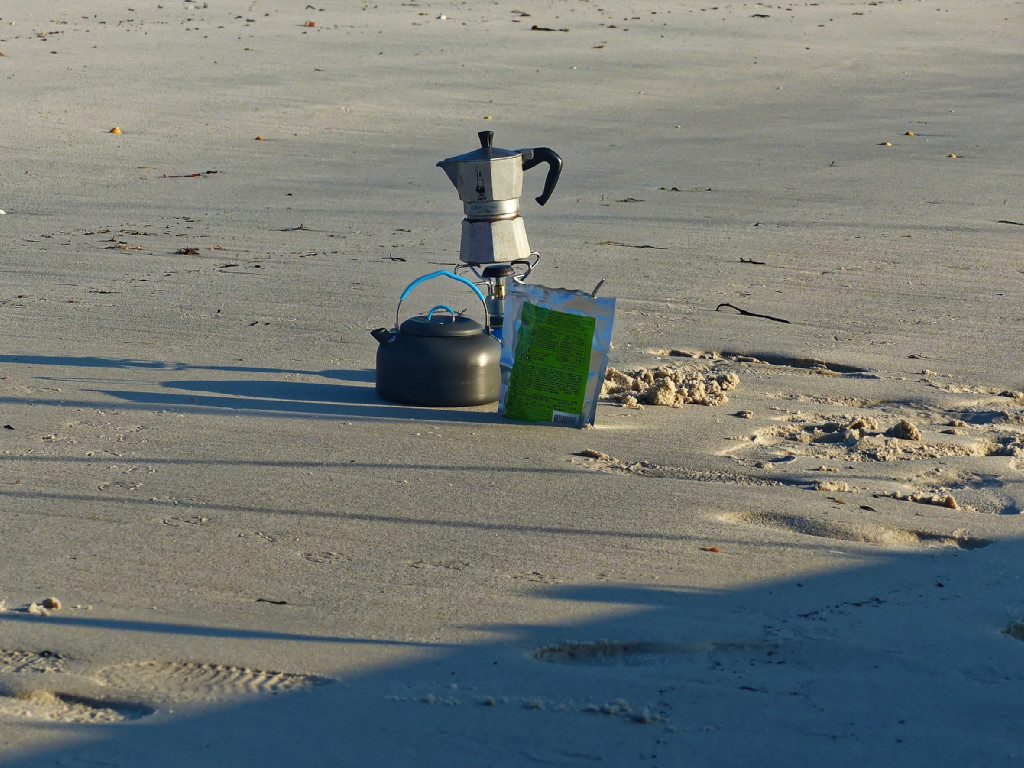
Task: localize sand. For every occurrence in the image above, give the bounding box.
[1,0,1023,765]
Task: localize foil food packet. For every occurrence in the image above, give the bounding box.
[499,282,615,427]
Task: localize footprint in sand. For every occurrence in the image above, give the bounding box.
[574,449,780,487]
[0,651,327,721]
[718,510,992,550]
[510,571,564,584]
[0,689,154,723]
[1002,622,1024,641]
[95,660,329,704]
[532,640,730,666]
[303,550,348,564]
[1,650,152,722]
[0,649,66,675]
[529,637,781,701]
[408,558,470,571]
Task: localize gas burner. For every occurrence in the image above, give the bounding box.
[455,256,539,340]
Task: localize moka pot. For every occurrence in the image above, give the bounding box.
[437,131,562,264]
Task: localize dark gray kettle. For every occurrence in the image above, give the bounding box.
[371,270,501,407]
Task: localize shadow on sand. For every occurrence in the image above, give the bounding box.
[2,538,1023,767]
[0,353,505,424]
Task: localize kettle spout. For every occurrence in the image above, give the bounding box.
[371,327,395,345]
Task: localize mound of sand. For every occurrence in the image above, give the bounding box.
[602,366,740,408]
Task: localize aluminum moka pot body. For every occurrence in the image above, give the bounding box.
[437,131,562,221]
[438,132,562,265]
[371,271,501,407]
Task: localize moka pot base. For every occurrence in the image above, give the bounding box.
[460,216,531,264]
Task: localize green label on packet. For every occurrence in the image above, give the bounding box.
[504,301,596,424]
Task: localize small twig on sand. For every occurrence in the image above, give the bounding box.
[715,303,791,324]
[740,257,766,265]
[597,241,667,249]
[997,220,1024,226]
[161,170,218,179]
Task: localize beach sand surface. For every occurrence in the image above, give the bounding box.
[1,1,1023,765]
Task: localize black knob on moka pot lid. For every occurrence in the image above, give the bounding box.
[474,130,529,161]
[438,131,522,165]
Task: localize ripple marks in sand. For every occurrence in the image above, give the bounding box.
[95,661,328,703]
[0,690,154,723]
[720,511,991,550]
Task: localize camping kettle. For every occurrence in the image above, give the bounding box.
[437,131,562,217]
[371,271,501,407]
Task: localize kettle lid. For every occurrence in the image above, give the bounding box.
[400,311,485,338]
[437,131,529,166]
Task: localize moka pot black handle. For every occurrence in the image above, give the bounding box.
[522,147,563,206]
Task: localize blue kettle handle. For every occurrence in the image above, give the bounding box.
[426,305,457,321]
[399,270,486,303]
[394,270,490,333]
